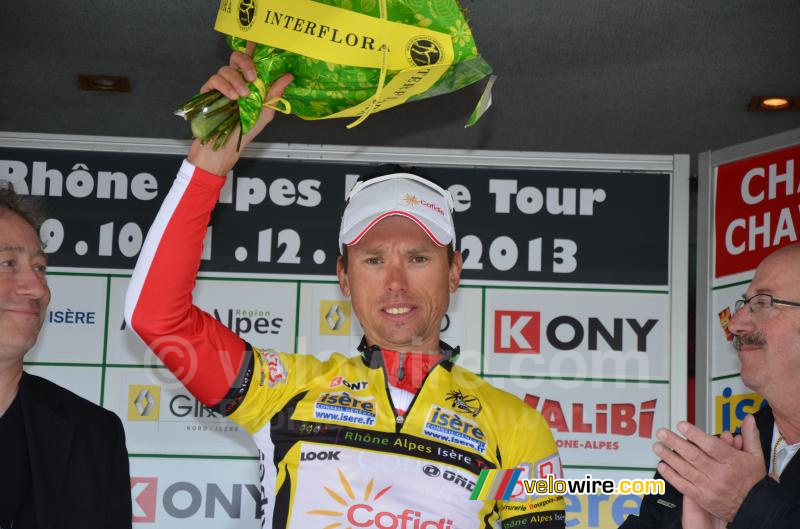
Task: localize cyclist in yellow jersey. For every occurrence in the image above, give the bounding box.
[126,45,565,529]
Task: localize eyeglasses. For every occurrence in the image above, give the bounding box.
[734,293,800,318]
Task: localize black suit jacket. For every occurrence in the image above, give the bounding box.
[619,406,800,528]
[19,372,132,529]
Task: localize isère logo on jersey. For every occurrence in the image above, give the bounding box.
[307,471,455,529]
[320,300,351,335]
[255,349,287,388]
[314,392,377,426]
[128,385,160,421]
[423,406,487,454]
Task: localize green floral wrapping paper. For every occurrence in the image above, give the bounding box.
[178,0,492,147]
[231,0,491,121]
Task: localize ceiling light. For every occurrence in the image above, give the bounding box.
[748,96,797,112]
[78,75,131,92]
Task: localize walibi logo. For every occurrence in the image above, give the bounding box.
[130,477,266,523]
[494,311,659,354]
[524,394,657,439]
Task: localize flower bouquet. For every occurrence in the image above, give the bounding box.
[175,0,493,149]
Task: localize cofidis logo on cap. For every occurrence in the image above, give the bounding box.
[403,193,445,216]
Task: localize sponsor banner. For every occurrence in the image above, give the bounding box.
[489,377,667,468]
[313,391,378,427]
[700,134,799,432]
[714,143,800,279]
[561,468,652,529]
[290,444,479,529]
[109,277,295,365]
[483,289,670,379]
[104,368,255,456]
[23,365,102,404]
[107,277,153,365]
[129,457,262,528]
[710,377,767,435]
[0,147,670,285]
[299,283,364,358]
[422,405,487,454]
[709,282,752,377]
[298,283,483,370]
[26,274,106,363]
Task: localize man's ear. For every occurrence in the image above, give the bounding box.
[337,255,350,297]
[449,250,462,293]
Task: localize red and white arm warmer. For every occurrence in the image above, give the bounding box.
[125,160,246,406]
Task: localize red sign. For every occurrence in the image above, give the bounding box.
[493,310,540,353]
[130,477,158,523]
[715,143,800,278]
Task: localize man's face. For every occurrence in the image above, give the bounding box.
[0,211,51,364]
[728,245,800,399]
[337,215,461,354]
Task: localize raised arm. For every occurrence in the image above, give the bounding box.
[124,50,292,407]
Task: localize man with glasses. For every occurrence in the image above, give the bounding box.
[126,48,566,529]
[621,243,800,528]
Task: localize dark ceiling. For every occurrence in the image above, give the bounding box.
[2,1,799,159]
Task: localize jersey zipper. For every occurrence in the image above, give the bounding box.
[382,353,450,434]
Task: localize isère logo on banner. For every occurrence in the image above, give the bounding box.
[47,308,97,325]
[715,387,767,434]
[493,310,659,354]
[524,394,657,448]
[130,476,266,523]
[320,300,351,336]
[128,385,160,422]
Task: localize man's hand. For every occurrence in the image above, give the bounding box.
[654,414,765,522]
[188,42,293,176]
[679,431,741,529]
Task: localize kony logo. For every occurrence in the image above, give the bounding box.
[130,476,266,522]
[524,394,657,438]
[494,310,659,353]
[130,477,157,523]
[494,311,540,353]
